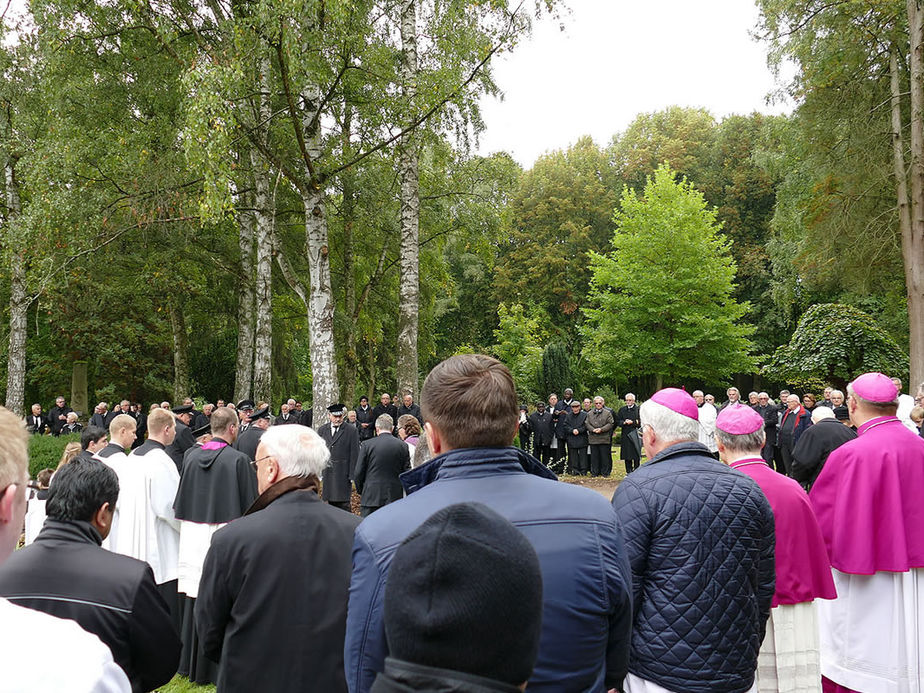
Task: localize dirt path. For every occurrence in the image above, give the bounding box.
[561,475,621,500]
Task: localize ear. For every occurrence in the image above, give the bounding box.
[0,484,18,525]
[92,502,113,539]
[424,421,444,455]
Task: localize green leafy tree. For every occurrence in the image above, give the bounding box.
[583,164,755,389]
[491,303,543,403]
[763,303,908,389]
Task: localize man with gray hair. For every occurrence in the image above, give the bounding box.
[354,414,410,517]
[692,390,718,458]
[612,387,775,693]
[196,424,360,693]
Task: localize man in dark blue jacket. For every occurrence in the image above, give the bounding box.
[346,354,633,693]
[612,389,775,693]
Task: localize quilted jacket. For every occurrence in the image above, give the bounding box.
[611,442,775,693]
[345,446,633,693]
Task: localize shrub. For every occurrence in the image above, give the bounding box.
[28,434,80,478]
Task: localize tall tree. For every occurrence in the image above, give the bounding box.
[583,164,755,389]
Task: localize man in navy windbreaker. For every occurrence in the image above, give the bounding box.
[345,354,633,693]
[612,390,775,693]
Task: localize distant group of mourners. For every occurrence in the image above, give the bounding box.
[1,358,921,693]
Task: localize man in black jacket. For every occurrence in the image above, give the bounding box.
[791,406,857,490]
[527,402,554,466]
[319,404,360,511]
[395,393,423,426]
[354,415,410,517]
[196,424,360,693]
[166,404,198,472]
[47,396,73,436]
[0,458,181,692]
[563,400,588,474]
[372,393,399,435]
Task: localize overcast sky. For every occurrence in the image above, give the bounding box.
[475,0,793,167]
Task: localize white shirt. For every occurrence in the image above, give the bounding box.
[896,393,917,433]
[0,597,131,692]
[115,446,180,584]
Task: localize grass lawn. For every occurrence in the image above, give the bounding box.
[157,677,215,692]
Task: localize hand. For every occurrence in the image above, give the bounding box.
[594,428,601,433]
[573,429,579,435]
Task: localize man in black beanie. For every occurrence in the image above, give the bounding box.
[372,503,542,692]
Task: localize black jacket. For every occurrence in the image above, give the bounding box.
[0,519,180,692]
[355,405,376,441]
[372,403,399,431]
[371,659,522,693]
[48,405,73,435]
[196,484,360,693]
[233,424,265,461]
[395,403,423,424]
[562,410,588,448]
[354,434,410,508]
[527,411,554,446]
[165,420,196,472]
[319,422,360,502]
[791,419,857,489]
[174,439,258,524]
[26,413,48,435]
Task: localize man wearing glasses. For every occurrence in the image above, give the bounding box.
[319,404,359,512]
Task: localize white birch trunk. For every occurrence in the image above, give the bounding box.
[234,186,256,404]
[904,1,924,389]
[396,0,420,398]
[303,85,339,427]
[251,150,274,404]
[4,159,27,416]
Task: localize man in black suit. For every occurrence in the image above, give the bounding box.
[166,404,198,472]
[396,393,423,426]
[234,406,270,461]
[354,415,410,517]
[372,394,399,435]
[48,396,73,436]
[318,404,360,512]
[26,404,48,435]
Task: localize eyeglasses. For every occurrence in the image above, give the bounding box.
[251,454,273,472]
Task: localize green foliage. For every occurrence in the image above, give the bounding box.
[539,343,572,397]
[28,434,79,478]
[157,675,215,693]
[763,303,908,388]
[583,164,755,387]
[491,303,543,403]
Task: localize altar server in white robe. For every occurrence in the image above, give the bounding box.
[94,414,137,552]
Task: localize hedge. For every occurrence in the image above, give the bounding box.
[28,434,80,478]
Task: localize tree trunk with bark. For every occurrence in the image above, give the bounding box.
[234,185,256,405]
[251,147,274,405]
[303,85,339,426]
[170,301,190,402]
[903,2,924,390]
[396,0,420,398]
[4,158,27,416]
[341,105,359,406]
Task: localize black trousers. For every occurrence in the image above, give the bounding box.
[624,457,640,474]
[567,446,588,474]
[779,442,794,475]
[534,444,551,466]
[589,444,612,476]
[519,432,532,454]
[553,438,567,461]
[328,500,352,512]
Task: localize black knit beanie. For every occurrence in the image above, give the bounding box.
[383,502,543,685]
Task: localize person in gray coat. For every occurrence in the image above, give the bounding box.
[354,415,411,517]
[585,396,615,477]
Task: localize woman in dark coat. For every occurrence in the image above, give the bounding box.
[563,401,588,475]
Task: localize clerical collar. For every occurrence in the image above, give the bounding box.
[729,456,767,470]
[857,415,901,436]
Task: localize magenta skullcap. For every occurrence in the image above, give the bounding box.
[649,388,699,421]
[850,372,899,403]
[716,404,764,435]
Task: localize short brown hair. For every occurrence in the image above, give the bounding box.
[147,407,176,433]
[421,354,518,450]
[210,406,237,435]
[109,414,137,437]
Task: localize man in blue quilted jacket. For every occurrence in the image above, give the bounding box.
[612,390,775,693]
[345,354,633,693]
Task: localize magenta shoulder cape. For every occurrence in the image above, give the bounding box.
[809,416,924,575]
[731,458,836,606]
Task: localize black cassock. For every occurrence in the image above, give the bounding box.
[233,425,265,462]
[616,405,641,463]
[355,405,375,441]
[173,440,258,685]
[319,422,359,504]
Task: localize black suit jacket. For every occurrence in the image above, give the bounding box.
[319,422,359,503]
[355,405,376,441]
[233,425,265,462]
[354,434,410,508]
[165,420,196,473]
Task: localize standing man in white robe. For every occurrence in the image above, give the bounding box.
[116,407,182,634]
[94,414,137,552]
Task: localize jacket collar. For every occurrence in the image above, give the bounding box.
[245,474,320,515]
[400,446,557,495]
[36,518,103,547]
[374,658,522,693]
[646,440,713,467]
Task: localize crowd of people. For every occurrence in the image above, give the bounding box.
[0,359,921,693]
